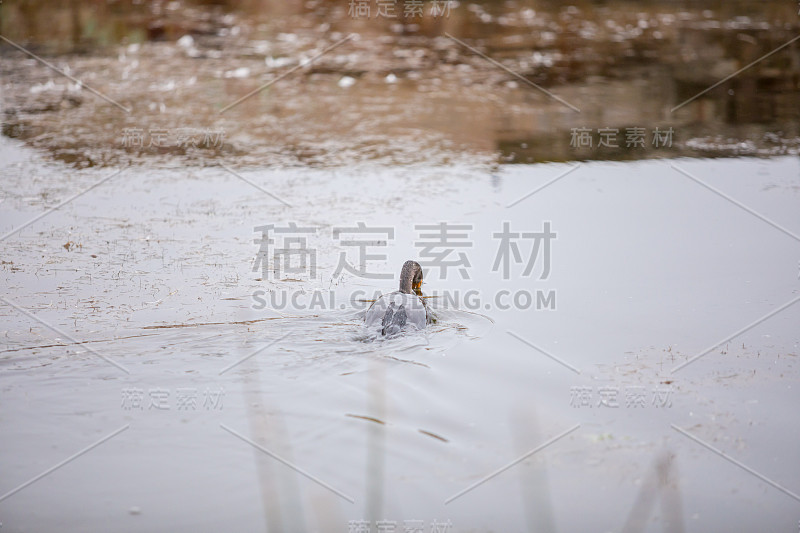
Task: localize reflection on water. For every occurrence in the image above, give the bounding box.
[1,0,798,166]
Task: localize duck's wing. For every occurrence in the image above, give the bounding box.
[381,303,408,336]
[380,303,396,334]
[394,305,408,328]
[365,295,390,327]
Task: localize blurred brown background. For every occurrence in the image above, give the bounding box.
[1,0,798,166]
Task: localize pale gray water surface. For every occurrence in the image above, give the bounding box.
[1,137,799,531]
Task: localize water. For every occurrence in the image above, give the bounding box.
[1,135,799,531]
[2,0,799,529]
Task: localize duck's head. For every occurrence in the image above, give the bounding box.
[399,260,423,296]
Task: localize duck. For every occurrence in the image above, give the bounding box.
[365,260,432,336]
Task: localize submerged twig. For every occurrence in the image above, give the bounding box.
[142,315,311,330]
[0,333,161,354]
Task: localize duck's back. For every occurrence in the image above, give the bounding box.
[365,292,428,335]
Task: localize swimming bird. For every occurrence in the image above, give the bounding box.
[365,260,432,336]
